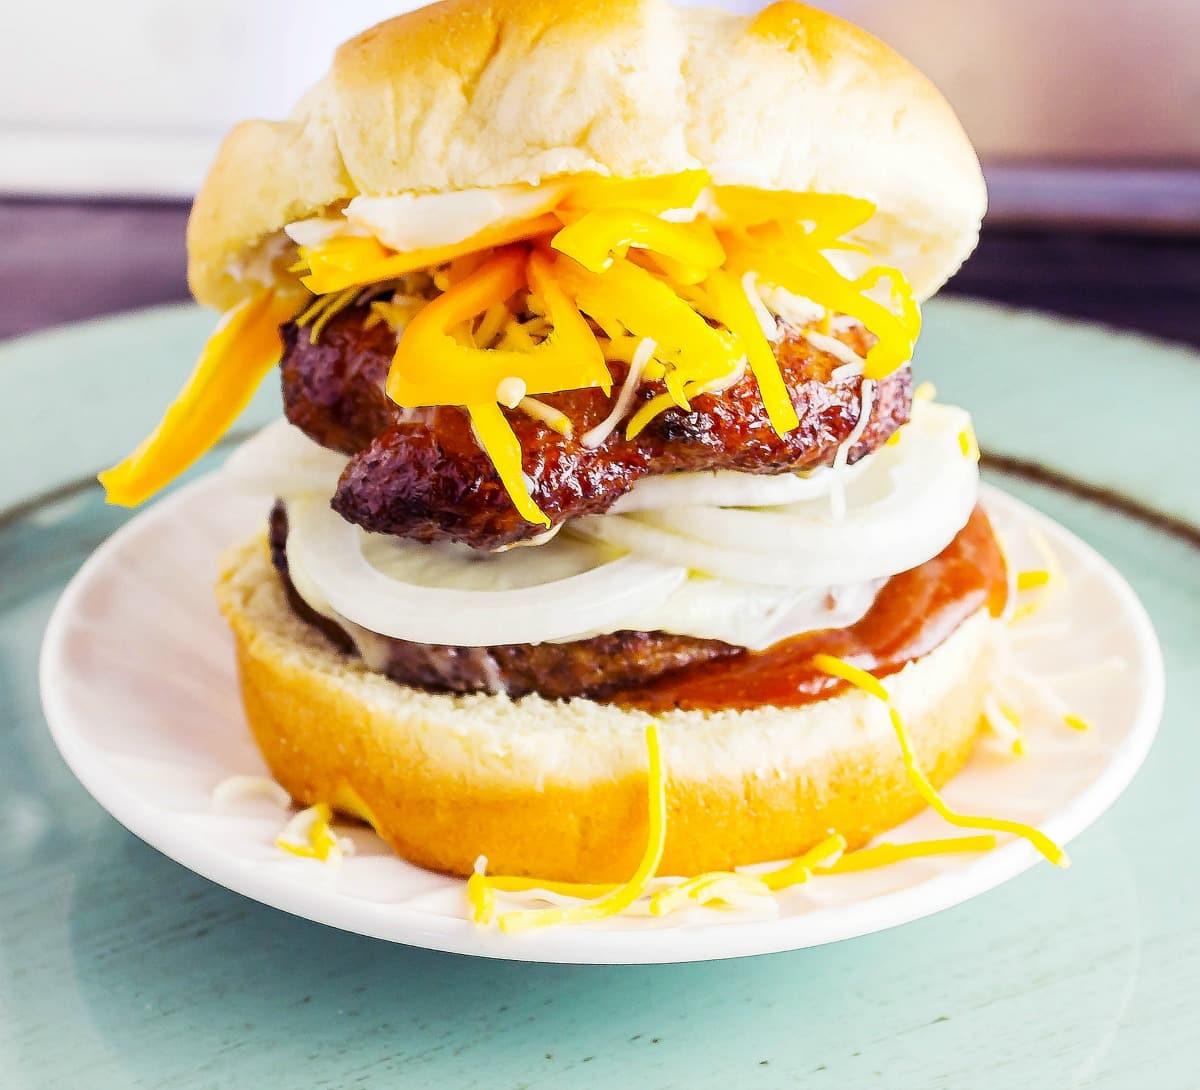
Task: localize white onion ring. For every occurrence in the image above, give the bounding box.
[285,498,688,647]
[580,576,883,651]
[610,459,870,513]
[575,402,979,587]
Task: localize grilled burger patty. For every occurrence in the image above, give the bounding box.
[281,307,913,551]
[268,503,740,699]
[268,503,1003,706]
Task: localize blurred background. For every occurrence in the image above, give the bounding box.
[2,0,1198,340]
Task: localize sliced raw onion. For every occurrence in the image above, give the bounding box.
[575,402,979,587]
[223,419,348,498]
[610,458,870,513]
[285,498,688,647]
[579,576,884,651]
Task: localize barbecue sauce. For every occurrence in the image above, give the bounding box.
[611,506,1008,713]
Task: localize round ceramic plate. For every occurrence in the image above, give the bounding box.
[39,466,1162,964]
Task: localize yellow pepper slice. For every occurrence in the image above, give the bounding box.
[99,290,297,506]
[714,187,876,248]
[300,213,562,295]
[558,170,712,217]
[855,262,922,348]
[626,390,684,439]
[387,248,609,407]
[697,269,800,436]
[466,400,551,528]
[551,208,725,284]
[555,254,742,409]
[722,226,920,378]
[388,247,608,525]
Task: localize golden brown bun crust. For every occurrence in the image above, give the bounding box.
[216,535,994,882]
[188,0,985,311]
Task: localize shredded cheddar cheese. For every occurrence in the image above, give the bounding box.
[958,423,981,462]
[388,250,608,407]
[473,875,619,902]
[1010,529,1066,623]
[625,391,680,439]
[296,286,362,344]
[820,835,998,873]
[332,781,385,832]
[517,396,574,438]
[485,723,668,934]
[623,369,743,440]
[757,833,847,890]
[649,872,768,916]
[274,803,349,863]
[700,268,800,436]
[984,694,1025,756]
[721,224,920,379]
[582,337,657,448]
[465,725,1028,931]
[364,297,425,333]
[811,653,1069,867]
[474,303,510,349]
[462,588,1090,931]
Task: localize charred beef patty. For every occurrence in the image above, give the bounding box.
[281,308,912,550]
[269,503,740,700]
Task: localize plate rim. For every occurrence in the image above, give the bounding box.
[38,477,1165,964]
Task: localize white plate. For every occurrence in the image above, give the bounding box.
[39,475,1163,964]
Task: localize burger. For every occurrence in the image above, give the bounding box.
[101,0,1061,902]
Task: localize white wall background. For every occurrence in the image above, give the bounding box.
[2,0,1198,199]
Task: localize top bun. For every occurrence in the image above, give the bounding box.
[188,0,986,310]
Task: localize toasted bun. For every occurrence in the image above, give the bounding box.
[216,534,995,882]
[188,0,985,312]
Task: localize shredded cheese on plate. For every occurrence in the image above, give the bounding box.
[811,654,1068,867]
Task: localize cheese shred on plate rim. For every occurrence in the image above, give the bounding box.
[465,662,1068,933]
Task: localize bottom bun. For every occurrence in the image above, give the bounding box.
[216,535,997,882]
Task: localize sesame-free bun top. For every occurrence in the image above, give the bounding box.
[187,0,986,311]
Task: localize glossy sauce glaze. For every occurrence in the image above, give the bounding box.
[612,506,1008,713]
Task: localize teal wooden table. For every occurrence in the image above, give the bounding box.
[3,299,1198,1088]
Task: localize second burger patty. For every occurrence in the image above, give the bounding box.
[268,503,740,700]
[280,305,913,550]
